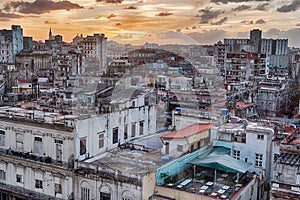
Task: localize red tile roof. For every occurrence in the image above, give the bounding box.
[236,102,253,109]
[160,123,212,139]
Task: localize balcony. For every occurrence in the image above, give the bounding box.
[0,182,65,200]
[0,148,72,168]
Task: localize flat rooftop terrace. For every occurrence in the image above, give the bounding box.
[92,148,162,173]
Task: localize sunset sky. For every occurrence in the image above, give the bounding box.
[0,0,300,46]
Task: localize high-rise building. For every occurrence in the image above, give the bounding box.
[250,29,262,52]
[75,33,107,73]
[0,25,24,62]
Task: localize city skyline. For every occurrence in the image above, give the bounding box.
[0,0,300,46]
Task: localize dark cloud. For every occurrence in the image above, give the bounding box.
[192,26,197,29]
[231,5,251,11]
[211,0,270,3]
[124,6,137,9]
[0,11,22,19]
[197,7,224,24]
[4,0,83,15]
[44,20,58,24]
[176,29,181,32]
[277,0,300,12]
[187,30,227,44]
[256,3,269,11]
[95,15,102,19]
[115,23,122,26]
[255,19,266,24]
[241,20,253,24]
[89,7,95,9]
[96,0,123,3]
[211,17,228,25]
[156,12,173,17]
[107,14,117,19]
[297,23,300,26]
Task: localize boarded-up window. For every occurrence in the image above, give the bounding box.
[99,132,104,148]
[80,138,86,155]
[16,133,24,152]
[34,137,43,155]
[131,123,136,138]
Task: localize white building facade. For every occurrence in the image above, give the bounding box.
[0,117,75,200]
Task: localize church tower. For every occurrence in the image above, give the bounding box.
[49,28,53,40]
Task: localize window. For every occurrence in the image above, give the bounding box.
[99,132,104,148]
[177,145,183,152]
[139,121,144,135]
[233,150,240,160]
[55,183,62,194]
[100,192,111,200]
[122,198,131,200]
[80,138,87,155]
[131,123,136,138]
[81,187,90,200]
[35,179,43,189]
[257,134,264,140]
[16,133,24,151]
[34,137,43,155]
[0,130,5,146]
[113,128,118,144]
[16,174,22,183]
[0,170,5,180]
[124,125,128,140]
[255,153,263,167]
[56,143,62,161]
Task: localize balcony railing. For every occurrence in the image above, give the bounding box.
[0,181,65,200]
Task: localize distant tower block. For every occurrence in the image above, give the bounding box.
[250,29,262,52]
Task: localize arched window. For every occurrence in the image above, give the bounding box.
[80,181,90,200]
[121,190,134,200]
[99,184,112,200]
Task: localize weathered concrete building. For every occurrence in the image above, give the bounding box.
[0,106,75,200]
[271,128,300,199]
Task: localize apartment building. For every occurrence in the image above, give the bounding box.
[0,25,23,62]
[270,127,300,199]
[0,35,13,64]
[254,79,288,117]
[0,106,76,200]
[73,33,107,73]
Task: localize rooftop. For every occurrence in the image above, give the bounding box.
[156,146,255,199]
[236,102,253,109]
[160,123,212,139]
[92,148,162,173]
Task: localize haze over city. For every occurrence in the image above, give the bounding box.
[1,0,300,46]
[2,1,300,200]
